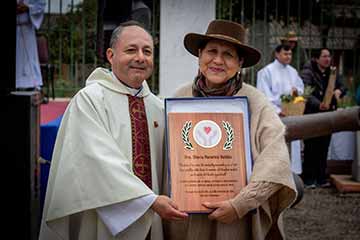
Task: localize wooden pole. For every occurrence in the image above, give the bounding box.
[282,106,360,142]
[322,66,337,108]
[283,106,360,206]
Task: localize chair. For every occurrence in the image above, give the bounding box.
[37,35,55,99]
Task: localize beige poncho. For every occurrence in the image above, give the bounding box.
[163,82,297,240]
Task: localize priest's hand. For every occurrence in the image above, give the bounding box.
[151,195,188,221]
[203,200,238,224]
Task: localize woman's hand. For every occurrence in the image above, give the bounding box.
[203,200,238,224]
[151,195,188,221]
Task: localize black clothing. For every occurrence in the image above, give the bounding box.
[300,60,346,114]
[300,60,347,185]
[303,135,331,185]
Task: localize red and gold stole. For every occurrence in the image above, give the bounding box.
[128,95,152,189]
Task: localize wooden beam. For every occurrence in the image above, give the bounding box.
[282,106,360,142]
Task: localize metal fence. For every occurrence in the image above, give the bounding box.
[39,0,360,99]
[217,0,360,89]
[38,0,97,97]
[39,0,161,97]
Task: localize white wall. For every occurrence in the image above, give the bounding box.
[159,0,215,97]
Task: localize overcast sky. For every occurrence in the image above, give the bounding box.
[44,0,83,13]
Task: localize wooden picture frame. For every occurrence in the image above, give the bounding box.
[165,97,252,213]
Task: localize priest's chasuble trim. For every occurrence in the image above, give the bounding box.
[128,95,152,189]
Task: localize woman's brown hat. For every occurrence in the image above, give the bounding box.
[184,19,261,68]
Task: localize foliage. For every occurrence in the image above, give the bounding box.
[46,0,98,64]
[222,121,234,150]
[280,85,314,103]
[337,74,359,108]
[181,121,194,150]
[53,79,81,98]
[280,86,314,116]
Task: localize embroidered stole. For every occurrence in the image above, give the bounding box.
[128,95,152,189]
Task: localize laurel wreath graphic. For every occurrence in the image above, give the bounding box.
[222,121,234,150]
[181,121,194,150]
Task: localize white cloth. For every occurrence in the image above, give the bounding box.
[290,141,302,174]
[256,59,304,114]
[97,194,157,236]
[327,131,356,161]
[256,59,304,174]
[16,0,45,88]
[39,68,165,240]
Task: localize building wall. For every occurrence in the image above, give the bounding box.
[159,0,215,97]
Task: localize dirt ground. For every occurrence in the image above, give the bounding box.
[283,186,360,240]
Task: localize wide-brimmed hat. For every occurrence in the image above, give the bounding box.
[280,31,298,42]
[184,19,261,68]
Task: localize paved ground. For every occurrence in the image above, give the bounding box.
[283,186,360,240]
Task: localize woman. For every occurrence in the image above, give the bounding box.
[163,20,297,240]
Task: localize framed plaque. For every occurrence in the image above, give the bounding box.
[165,97,253,213]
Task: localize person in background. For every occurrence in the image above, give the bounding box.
[39,21,187,240]
[280,31,298,50]
[280,30,308,70]
[16,0,46,98]
[257,44,304,175]
[300,48,347,188]
[163,19,296,240]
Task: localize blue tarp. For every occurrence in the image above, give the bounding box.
[40,115,63,211]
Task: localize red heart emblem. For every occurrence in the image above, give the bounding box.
[204,126,211,134]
